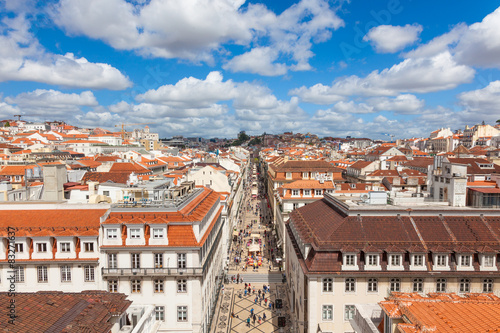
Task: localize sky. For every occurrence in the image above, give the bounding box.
[0,0,499,140]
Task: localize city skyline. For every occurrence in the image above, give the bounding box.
[0,0,499,139]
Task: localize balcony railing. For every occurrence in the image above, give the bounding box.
[102,267,203,277]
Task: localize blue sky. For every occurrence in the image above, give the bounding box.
[0,0,499,139]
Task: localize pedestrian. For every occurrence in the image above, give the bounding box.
[250,308,254,315]
[253,314,257,324]
[263,312,267,321]
[269,302,272,310]
[246,317,250,327]
[244,289,247,296]
[258,315,262,324]
[272,302,275,310]
[255,297,258,304]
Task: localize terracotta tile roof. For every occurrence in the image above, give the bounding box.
[380,292,500,333]
[0,165,36,176]
[348,160,373,170]
[271,160,342,172]
[282,179,335,189]
[109,162,150,174]
[81,171,131,184]
[0,291,131,333]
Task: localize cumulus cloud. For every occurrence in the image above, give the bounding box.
[5,89,98,117]
[367,94,425,114]
[458,80,500,112]
[53,0,344,75]
[291,51,474,103]
[454,6,500,68]
[364,24,423,53]
[331,101,374,114]
[0,14,131,90]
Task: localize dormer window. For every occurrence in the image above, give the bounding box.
[130,228,141,239]
[390,254,401,267]
[292,190,299,196]
[460,254,471,267]
[37,243,47,252]
[412,254,424,267]
[304,189,311,196]
[286,172,292,179]
[481,254,496,270]
[367,254,378,266]
[342,253,358,271]
[315,189,322,196]
[302,172,308,179]
[152,228,164,239]
[107,229,118,239]
[436,254,447,267]
[60,242,71,253]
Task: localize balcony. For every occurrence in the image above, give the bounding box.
[102,267,203,277]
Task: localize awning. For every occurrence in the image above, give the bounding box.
[248,244,260,252]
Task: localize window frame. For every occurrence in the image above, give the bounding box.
[84,265,95,282]
[83,242,94,252]
[108,253,118,269]
[367,254,378,266]
[131,253,141,269]
[435,254,447,267]
[177,279,187,293]
[483,278,493,293]
[131,279,141,293]
[152,228,164,239]
[436,278,447,292]
[154,279,164,293]
[460,254,471,267]
[390,254,401,267]
[14,266,24,282]
[345,278,356,292]
[177,253,187,269]
[154,253,164,268]
[60,265,72,282]
[459,278,470,293]
[322,305,333,321]
[155,306,165,321]
[413,278,423,292]
[344,254,356,266]
[130,228,141,239]
[367,278,378,293]
[322,278,333,292]
[37,266,48,283]
[107,228,118,239]
[344,305,356,322]
[15,243,23,253]
[60,242,71,253]
[390,278,401,292]
[108,280,118,293]
[36,242,47,253]
[177,306,188,322]
[413,254,424,267]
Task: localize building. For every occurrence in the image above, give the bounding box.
[284,193,500,333]
[462,124,500,148]
[100,184,224,333]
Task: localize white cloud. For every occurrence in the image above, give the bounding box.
[331,101,374,114]
[454,6,500,68]
[458,80,500,112]
[137,71,238,107]
[5,89,98,116]
[367,94,425,114]
[291,51,474,103]
[363,24,423,53]
[404,24,466,59]
[53,0,344,75]
[0,14,131,90]
[223,47,288,76]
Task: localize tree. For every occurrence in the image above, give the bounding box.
[3,121,10,127]
[238,131,250,142]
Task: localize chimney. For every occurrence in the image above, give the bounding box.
[42,165,67,201]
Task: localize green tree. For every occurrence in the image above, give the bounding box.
[3,121,10,127]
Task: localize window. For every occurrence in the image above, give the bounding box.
[108,280,118,293]
[177,253,186,269]
[460,255,471,267]
[413,278,423,292]
[14,266,24,282]
[152,228,164,239]
[390,278,401,292]
[60,265,71,282]
[107,229,118,239]
[484,255,494,267]
[154,253,163,268]
[37,266,48,282]
[483,279,493,293]
[292,203,299,210]
[344,305,356,321]
[413,254,424,266]
[292,189,299,196]
[323,278,333,292]
[345,278,355,292]
[390,255,401,266]
[436,278,446,292]
[103,190,110,196]
[154,279,164,293]
[304,189,311,196]
[108,253,117,269]
[15,243,23,253]
[286,172,292,179]
[302,172,308,179]
[131,279,141,293]
[315,189,322,196]
[322,305,333,321]
[155,306,165,321]
[130,228,141,239]
[177,306,187,321]
[367,278,378,292]
[177,279,187,293]
[345,255,356,266]
[84,242,94,252]
[367,254,378,266]
[459,278,470,293]
[84,266,95,282]
[37,243,47,252]
[60,242,71,252]
[131,254,141,269]
[436,254,447,267]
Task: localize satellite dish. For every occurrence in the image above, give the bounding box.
[360,193,369,201]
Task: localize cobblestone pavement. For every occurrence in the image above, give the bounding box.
[211,164,292,332]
